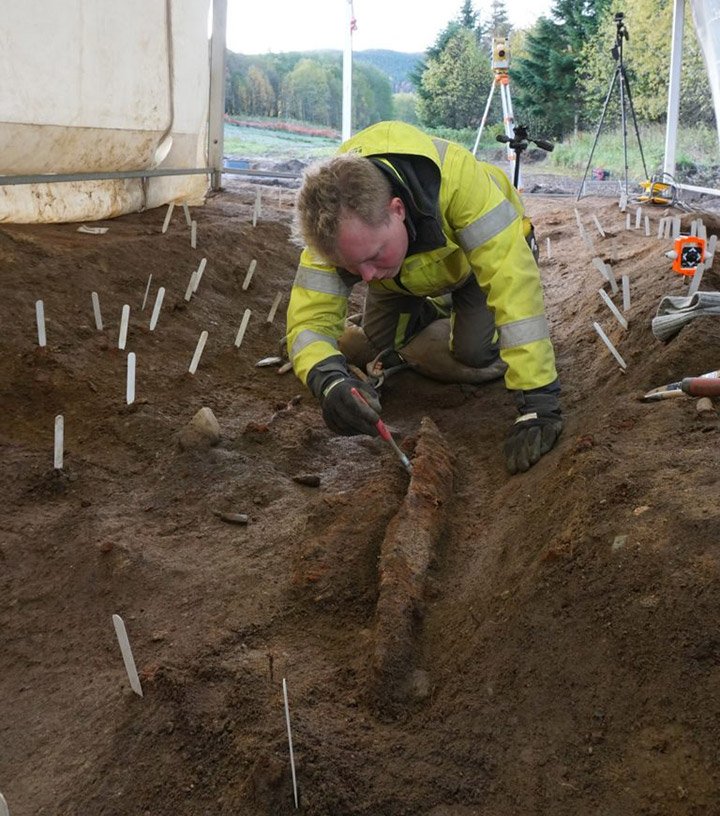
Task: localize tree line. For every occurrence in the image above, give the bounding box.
[225,0,714,141]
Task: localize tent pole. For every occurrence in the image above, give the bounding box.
[663,0,685,180]
[209,0,228,191]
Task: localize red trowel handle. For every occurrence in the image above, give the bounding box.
[681,378,720,397]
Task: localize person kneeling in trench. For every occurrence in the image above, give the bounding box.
[285,121,562,474]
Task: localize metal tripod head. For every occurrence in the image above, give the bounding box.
[611,12,629,63]
[497,125,554,189]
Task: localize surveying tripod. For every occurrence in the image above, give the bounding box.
[472,38,518,177]
[577,12,648,200]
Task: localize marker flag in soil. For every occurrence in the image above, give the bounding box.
[242,259,257,291]
[149,287,165,331]
[282,678,299,809]
[189,330,208,374]
[112,614,143,697]
[161,203,174,234]
[91,291,103,331]
[0,791,9,816]
[54,415,64,470]
[688,263,705,297]
[184,269,197,302]
[599,289,628,330]
[118,305,130,350]
[182,202,192,226]
[191,220,197,249]
[593,321,627,370]
[592,257,618,294]
[707,234,717,266]
[234,309,251,348]
[126,352,136,405]
[35,300,46,347]
[266,292,283,324]
[141,274,153,311]
[193,258,207,293]
[622,275,631,311]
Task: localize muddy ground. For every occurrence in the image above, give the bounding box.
[1,177,720,816]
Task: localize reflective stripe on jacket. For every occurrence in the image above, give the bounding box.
[286,121,557,392]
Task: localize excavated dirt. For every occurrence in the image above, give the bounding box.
[2,180,720,816]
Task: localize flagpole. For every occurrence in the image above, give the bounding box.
[342,0,355,141]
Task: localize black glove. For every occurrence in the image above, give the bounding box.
[504,382,563,474]
[320,376,382,436]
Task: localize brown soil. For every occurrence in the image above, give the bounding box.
[2,182,720,816]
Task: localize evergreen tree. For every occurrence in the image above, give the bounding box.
[418,28,493,128]
[487,0,512,38]
[510,0,611,140]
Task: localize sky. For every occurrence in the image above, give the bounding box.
[226,0,555,55]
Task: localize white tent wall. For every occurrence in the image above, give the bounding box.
[0,0,211,224]
[691,0,720,149]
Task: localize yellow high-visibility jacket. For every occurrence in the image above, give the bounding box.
[286,121,557,394]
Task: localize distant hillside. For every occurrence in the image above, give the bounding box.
[354,49,423,93]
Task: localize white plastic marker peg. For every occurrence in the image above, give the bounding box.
[190,220,197,249]
[266,292,283,324]
[282,678,299,810]
[234,309,252,348]
[149,287,165,331]
[635,207,642,229]
[599,288,628,330]
[189,330,208,374]
[644,216,650,237]
[118,304,130,350]
[126,352,136,405]
[707,234,717,266]
[546,237,552,259]
[112,614,143,697]
[253,189,261,227]
[184,269,197,302]
[35,299,47,347]
[593,321,627,370]
[592,214,606,238]
[141,274,152,311]
[91,291,103,331]
[657,217,666,239]
[625,213,631,230]
[161,202,174,234]
[0,792,9,816]
[591,257,618,294]
[193,258,207,293]
[242,259,257,291]
[54,415,64,470]
[622,274,631,311]
[688,263,705,297]
[182,202,192,226]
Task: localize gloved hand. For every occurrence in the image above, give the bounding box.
[320,376,382,436]
[504,383,563,474]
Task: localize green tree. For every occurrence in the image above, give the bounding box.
[418,27,493,128]
[579,0,714,128]
[393,92,419,124]
[487,0,511,38]
[280,59,333,125]
[511,0,610,139]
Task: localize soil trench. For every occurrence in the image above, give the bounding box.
[1,182,720,815]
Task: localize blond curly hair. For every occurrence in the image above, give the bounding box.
[293,153,393,261]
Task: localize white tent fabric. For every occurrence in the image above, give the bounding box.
[0,0,210,224]
[691,0,720,149]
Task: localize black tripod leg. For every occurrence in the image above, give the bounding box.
[577,67,619,200]
[620,64,649,180]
